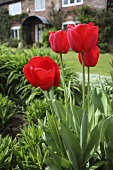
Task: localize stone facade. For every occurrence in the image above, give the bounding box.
[0,0,109,44]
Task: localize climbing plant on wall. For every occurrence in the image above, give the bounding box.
[0,8,28,43]
[0,8,11,43]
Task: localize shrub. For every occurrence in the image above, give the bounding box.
[42,28,56,47]
[0,93,15,132]
[0,135,17,170]
[14,124,48,170]
[25,99,50,123]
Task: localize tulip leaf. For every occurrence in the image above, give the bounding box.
[49,150,71,169]
[52,99,66,120]
[92,87,108,115]
[80,111,88,152]
[45,158,62,170]
[68,103,83,137]
[99,116,111,142]
[47,113,64,155]
[89,161,108,170]
[105,118,113,143]
[83,124,100,164]
[61,119,80,170]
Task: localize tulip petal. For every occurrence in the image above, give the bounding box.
[23,64,38,87]
[83,26,98,52]
[67,28,83,53]
[33,68,55,91]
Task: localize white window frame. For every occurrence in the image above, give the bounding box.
[62,0,83,7]
[34,0,45,11]
[62,21,80,30]
[9,2,22,16]
[35,24,43,42]
[11,26,21,39]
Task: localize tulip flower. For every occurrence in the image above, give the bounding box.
[78,46,99,67]
[23,56,60,91]
[67,22,99,53]
[49,30,70,54]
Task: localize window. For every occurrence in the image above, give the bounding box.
[62,0,83,7]
[9,2,22,15]
[11,26,20,39]
[34,0,45,11]
[35,24,43,42]
[62,21,80,30]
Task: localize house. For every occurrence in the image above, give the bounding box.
[0,0,112,45]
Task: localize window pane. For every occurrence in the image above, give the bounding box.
[15,30,17,38]
[35,0,45,10]
[76,0,81,2]
[70,0,74,3]
[64,0,68,4]
[9,2,21,15]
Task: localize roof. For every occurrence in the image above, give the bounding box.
[22,16,50,26]
[0,0,18,5]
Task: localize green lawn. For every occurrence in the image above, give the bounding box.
[62,51,113,76]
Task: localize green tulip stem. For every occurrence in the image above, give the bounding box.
[43,90,54,114]
[87,67,90,112]
[82,52,85,110]
[60,53,68,120]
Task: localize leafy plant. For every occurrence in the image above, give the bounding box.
[41,87,111,170]
[15,124,49,170]
[0,135,17,170]
[0,93,15,131]
[25,99,50,123]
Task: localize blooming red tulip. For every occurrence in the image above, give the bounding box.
[49,30,70,54]
[67,22,99,53]
[67,24,74,30]
[23,56,60,91]
[78,46,99,67]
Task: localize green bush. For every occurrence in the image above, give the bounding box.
[25,99,50,123]
[42,28,56,47]
[0,93,15,131]
[7,39,20,48]
[0,135,17,170]
[14,124,48,170]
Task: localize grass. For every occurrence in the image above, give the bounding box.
[62,51,113,76]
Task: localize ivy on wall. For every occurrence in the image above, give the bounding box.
[0,8,28,43]
[0,8,11,42]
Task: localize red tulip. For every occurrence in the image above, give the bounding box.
[23,56,60,91]
[78,46,99,67]
[67,24,74,30]
[67,22,99,53]
[49,30,70,54]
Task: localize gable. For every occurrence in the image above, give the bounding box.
[0,0,18,5]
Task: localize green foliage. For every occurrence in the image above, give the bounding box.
[42,28,56,47]
[25,99,50,123]
[42,103,109,169]
[76,6,113,53]
[15,124,48,170]
[7,39,20,48]
[48,1,63,29]
[0,8,10,42]
[0,135,17,170]
[0,93,15,131]
[0,8,28,43]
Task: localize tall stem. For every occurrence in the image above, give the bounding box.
[87,67,90,112]
[60,53,68,120]
[82,52,85,110]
